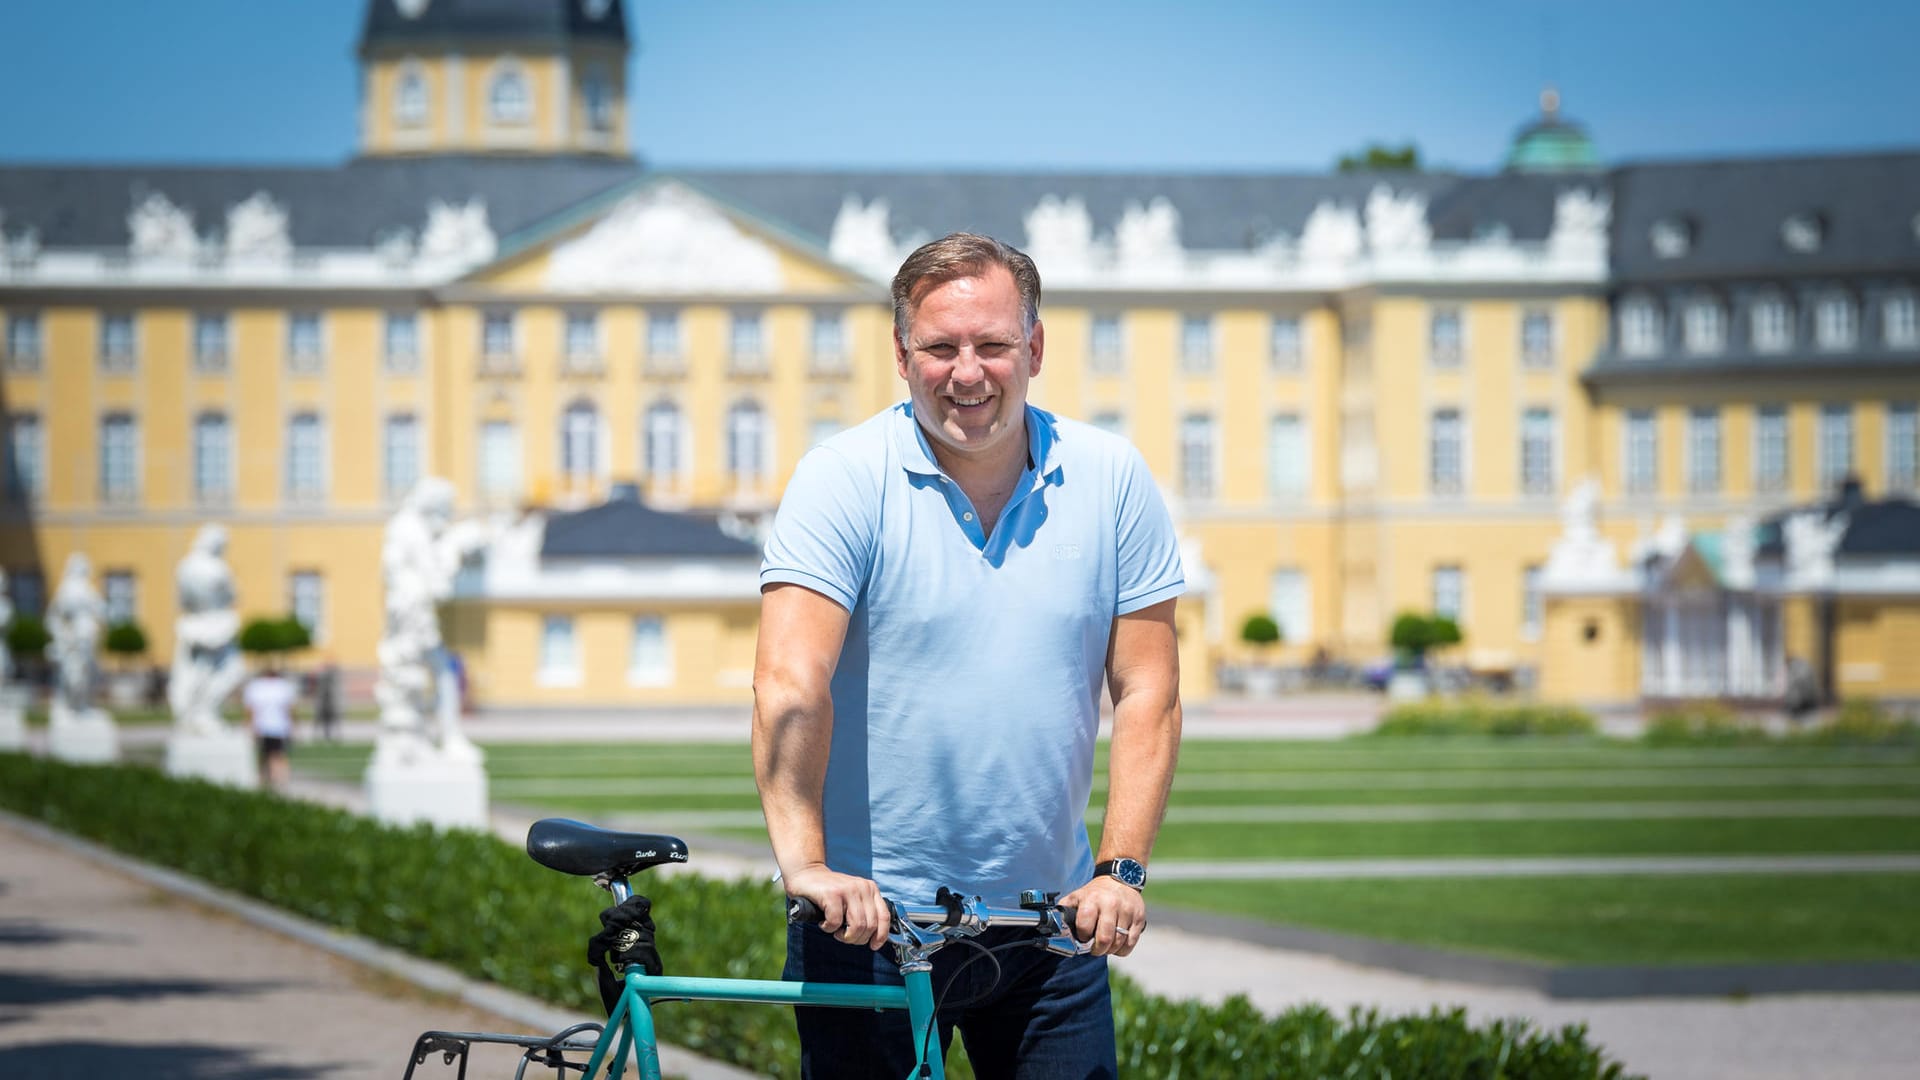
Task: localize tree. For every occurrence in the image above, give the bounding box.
[1337,142,1422,173]
[1389,611,1462,668]
[239,615,312,657]
[104,620,149,662]
[6,614,50,659]
[1240,613,1282,650]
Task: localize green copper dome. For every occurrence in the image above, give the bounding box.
[1506,88,1599,173]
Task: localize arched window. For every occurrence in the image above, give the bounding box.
[489,62,532,125]
[561,400,600,486]
[395,63,429,127]
[582,65,613,132]
[727,400,767,491]
[644,400,684,485]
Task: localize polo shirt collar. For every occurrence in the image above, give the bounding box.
[892,402,1062,481]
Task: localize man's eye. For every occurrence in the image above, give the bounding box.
[924,345,957,359]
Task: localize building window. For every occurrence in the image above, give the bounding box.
[99,413,138,503]
[1754,405,1790,494]
[481,310,516,371]
[395,64,429,127]
[479,420,521,501]
[103,571,136,625]
[582,67,613,132]
[4,312,42,372]
[1781,213,1824,254]
[1686,407,1721,495]
[646,309,682,372]
[1089,411,1125,440]
[1089,315,1124,374]
[285,412,325,503]
[1815,293,1857,351]
[1271,316,1305,372]
[192,412,231,503]
[1520,407,1555,496]
[385,312,420,374]
[1819,404,1854,489]
[811,310,847,373]
[727,400,767,492]
[1620,298,1662,357]
[8,570,45,618]
[1179,413,1214,499]
[100,312,137,373]
[1179,315,1213,374]
[1887,403,1918,493]
[287,312,324,374]
[1521,565,1544,642]
[290,571,324,645]
[644,400,684,486]
[384,413,420,500]
[1625,409,1658,496]
[1650,218,1692,259]
[1520,309,1554,369]
[1683,298,1725,355]
[1269,569,1311,645]
[1429,307,1464,368]
[193,313,229,373]
[563,311,600,371]
[1432,565,1465,625]
[1885,292,1918,348]
[809,417,841,448]
[629,615,670,686]
[6,413,43,501]
[1752,296,1793,353]
[730,312,766,373]
[1267,413,1307,500]
[561,401,601,489]
[539,615,578,683]
[1429,408,1464,497]
[488,64,532,125]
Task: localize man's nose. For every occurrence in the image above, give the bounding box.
[951,346,986,383]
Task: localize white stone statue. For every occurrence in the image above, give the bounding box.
[128,192,199,263]
[1300,200,1364,266]
[225,192,292,264]
[168,524,246,735]
[0,567,12,685]
[48,553,105,723]
[420,197,497,266]
[374,477,487,765]
[828,194,900,277]
[1560,477,1600,545]
[1364,185,1431,255]
[1540,477,1631,594]
[546,184,783,293]
[1023,195,1095,274]
[1114,197,1183,272]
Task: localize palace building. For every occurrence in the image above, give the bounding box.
[2,0,1916,708]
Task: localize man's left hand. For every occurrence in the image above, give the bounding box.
[1058,875,1146,958]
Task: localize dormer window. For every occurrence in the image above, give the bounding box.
[1683,298,1725,355]
[489,63,532,125]
[1815,292,1858,351]
[395,64,429,128]
[582,68,613,132]
[1886,291,1918,349]
[1650,218,1692,259]
[1620,297,1662,357]
[1751,294,1793,352]
[1781,213,1825,254]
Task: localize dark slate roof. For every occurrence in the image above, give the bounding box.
[360,0,628,55]
[1837,500,1920,556]
[541,489,760,559]
[0,156,639,248]
[1610,152,1920,282]
[675,169,1579,252]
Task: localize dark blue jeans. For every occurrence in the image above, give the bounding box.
[783,923,1117,1080]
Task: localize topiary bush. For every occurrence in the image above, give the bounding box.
[239,615,312,656]
[105,620,148,658]
[6,613,50,659]
[1376,700,1598,738]
[0,754,1639,1080]
[1239,613,1281,649]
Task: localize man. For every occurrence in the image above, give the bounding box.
[753,233,1184,1077]
[243,662,298,789]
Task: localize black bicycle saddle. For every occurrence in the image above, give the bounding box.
[526,818,689,879]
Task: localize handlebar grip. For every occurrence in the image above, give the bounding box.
[786,895,825,925]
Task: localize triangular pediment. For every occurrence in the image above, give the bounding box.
[466,178,865,294]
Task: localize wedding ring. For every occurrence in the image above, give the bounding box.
[1115,926,1134,936]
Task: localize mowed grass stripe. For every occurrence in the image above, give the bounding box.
[1139,766,1920,791]
[1122,815,1920,860]
[1151,872,1920,965]
[1161,783,1920,806]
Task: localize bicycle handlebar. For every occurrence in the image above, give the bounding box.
[785,895,1058,931]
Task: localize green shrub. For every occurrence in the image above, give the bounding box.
[105,620,148,657]
[1642,703,1767,747]
[0,754,1638,1080]
[6,614,50,658]
[1239,613,1281,648]
[1389,612,1463,666]
[1795,699,1919,747]
[1377,701,1598,738]
[239,615,312,655]
[1642,700,1918,748]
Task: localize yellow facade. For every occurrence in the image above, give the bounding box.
[361,47,631,158]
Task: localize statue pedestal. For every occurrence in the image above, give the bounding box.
[0,688,26,751]
[48,707,119,764]
[365,735,489,831]
[165,729,259,789]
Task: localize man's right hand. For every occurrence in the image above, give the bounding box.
[785,864,891,950]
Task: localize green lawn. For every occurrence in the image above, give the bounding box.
[290,736,1920,965]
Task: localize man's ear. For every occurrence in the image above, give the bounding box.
[1028,319,1045,377]
[893,326,910,380]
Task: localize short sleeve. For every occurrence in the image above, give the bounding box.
[1113,446,1186,615]
[759,445,877,612]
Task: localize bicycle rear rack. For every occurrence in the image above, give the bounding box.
[403,1022,605,1080]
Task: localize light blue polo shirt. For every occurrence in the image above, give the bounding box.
[760,402,1185,906]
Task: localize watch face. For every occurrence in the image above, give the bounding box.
[1112,858,1147,888]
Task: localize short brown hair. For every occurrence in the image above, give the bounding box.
[890,233,1042,347]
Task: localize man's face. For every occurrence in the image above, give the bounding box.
[895,266,1044,469]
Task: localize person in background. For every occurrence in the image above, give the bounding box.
[315,660,341,742]
[244,662,298,789]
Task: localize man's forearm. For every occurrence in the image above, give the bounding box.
[1098,689,1181,863]
[752,680,835,879]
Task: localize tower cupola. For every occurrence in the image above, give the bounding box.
[1505,86,1599,173]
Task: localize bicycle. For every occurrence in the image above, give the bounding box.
[402,817,1092,1080]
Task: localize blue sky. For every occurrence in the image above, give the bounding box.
[1,1,1914,171]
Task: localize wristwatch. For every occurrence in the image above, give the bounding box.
[1093,857,1148,891]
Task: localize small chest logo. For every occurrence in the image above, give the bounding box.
[1051,544,1081,561]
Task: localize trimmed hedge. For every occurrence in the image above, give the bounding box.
[1647,699,1919,748]
[0,754,1636,1079]
[1376,701,1599,738]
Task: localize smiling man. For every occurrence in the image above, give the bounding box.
[753,233,1185,1078]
